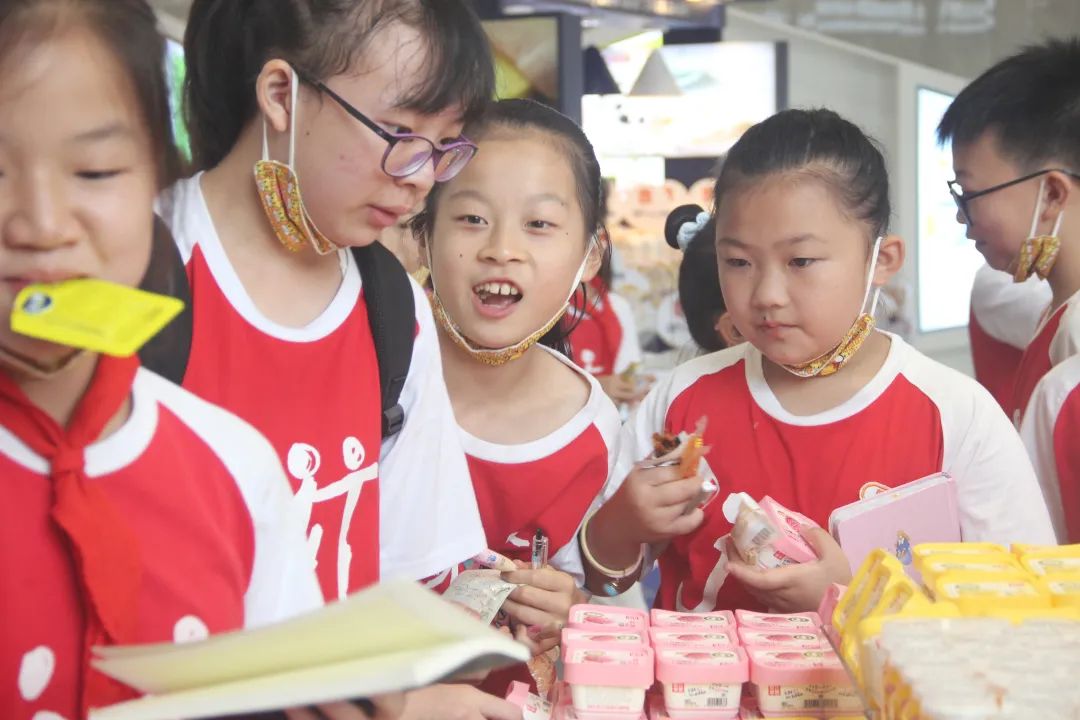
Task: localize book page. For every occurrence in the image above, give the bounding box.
[91,579,528,697]
[90,636,524,720]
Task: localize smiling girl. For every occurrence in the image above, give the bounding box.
[413,99,623,693]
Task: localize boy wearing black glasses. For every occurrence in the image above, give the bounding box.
[939,37,1080,427]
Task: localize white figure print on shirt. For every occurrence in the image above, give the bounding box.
[19,644,68,720]
[17,617,210,718]
[580,349,602,375]
[505,532,531,549]
[288,436,378,601]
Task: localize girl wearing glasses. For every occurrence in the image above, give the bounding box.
[412,99,624,695]
[157,4,520,717]
[580,109,1054,617]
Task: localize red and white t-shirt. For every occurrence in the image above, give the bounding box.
[968,264,1050,410]
[1020,354,1080,543]
[462,347,622,584]
[2,369,321,719]
[604,335,1054,614]
[463,347,621,695]
[158,175,485,601]
[570,291,641,377]
[1009,289,1080,427]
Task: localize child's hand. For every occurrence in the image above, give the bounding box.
[396,685,521,720]
[284,695,404,719]
[500,563,586,655]
[725,527,852,613]
[597,374,651,404]
[608,460,707,544]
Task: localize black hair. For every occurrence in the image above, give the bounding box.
[714,108,891,240]
[183,0,495,172]
[664,205,727,353]
[938,37,1080,171]
[679,218,727,352]
[412,98,608,357]
[0,0,181,189]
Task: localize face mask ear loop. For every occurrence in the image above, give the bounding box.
[288,68,299,170]
[1051,208,1066,238]
[859,235,884,314]
[261,120,270,162]
[1030,178,1048,237]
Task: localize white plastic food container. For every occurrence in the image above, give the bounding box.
[563,645,654,720]
[654,646,748,718]
[746,647,862,716]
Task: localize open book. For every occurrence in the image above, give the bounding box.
[828,472,960,578]
[89,579,530,720]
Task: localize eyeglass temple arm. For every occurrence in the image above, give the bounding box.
[296,71,396,144]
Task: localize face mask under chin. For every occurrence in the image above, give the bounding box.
[777,235,884,379]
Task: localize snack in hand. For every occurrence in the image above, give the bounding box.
[652,431,682,458]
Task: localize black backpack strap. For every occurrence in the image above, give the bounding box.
[351,243,415,439]
[137,216,193,385]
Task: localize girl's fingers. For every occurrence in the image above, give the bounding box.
[501,597,556,628]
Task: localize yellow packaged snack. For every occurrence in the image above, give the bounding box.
[911,542,1008,564]
[10,279,183,357]
[1036,574,1080,608]
[833,549,893,632]
[1020,549,1080,577]
[841,553,907,634]
[983,606,1080,623]
[933,571,1050,612]
[1011,542,1080,556]
[916,553,1023,588]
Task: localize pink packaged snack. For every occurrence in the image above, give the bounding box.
[654,646,748,718]
[564,627,647,648]
[736,628,826,650]
[734,610,821,632]
[506,681,555,720]
[746,648,862,716]
[722,493,818,569]
[570,604,649,632]
[563,646,654,720]
[816,583,847,646]
[650,608,736,629]
[649,628,737,649]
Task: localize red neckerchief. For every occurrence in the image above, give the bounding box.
[0,354,142,715]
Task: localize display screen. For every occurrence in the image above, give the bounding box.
[582,42,777,159]
[165,38,190,162]
[916,86,982,332]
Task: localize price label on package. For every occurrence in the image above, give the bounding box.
[444,570,518,625]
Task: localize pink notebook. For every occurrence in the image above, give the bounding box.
[828,473,960,579]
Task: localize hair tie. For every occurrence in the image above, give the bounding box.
[665,204,710,251]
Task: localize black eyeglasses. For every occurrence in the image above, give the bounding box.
[297,73,477,182]
[947,168,1080,226]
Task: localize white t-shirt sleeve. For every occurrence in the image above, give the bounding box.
[905,356,1056,546]
[1019,356,1080,543]
[969,264,1051,350]
[139,370,324,626]
[1049,294,1080,367]
[377,278,486,581]
[609,292,643,375]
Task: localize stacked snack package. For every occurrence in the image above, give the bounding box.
[505,603,863,720]
[831,542,1080,719]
